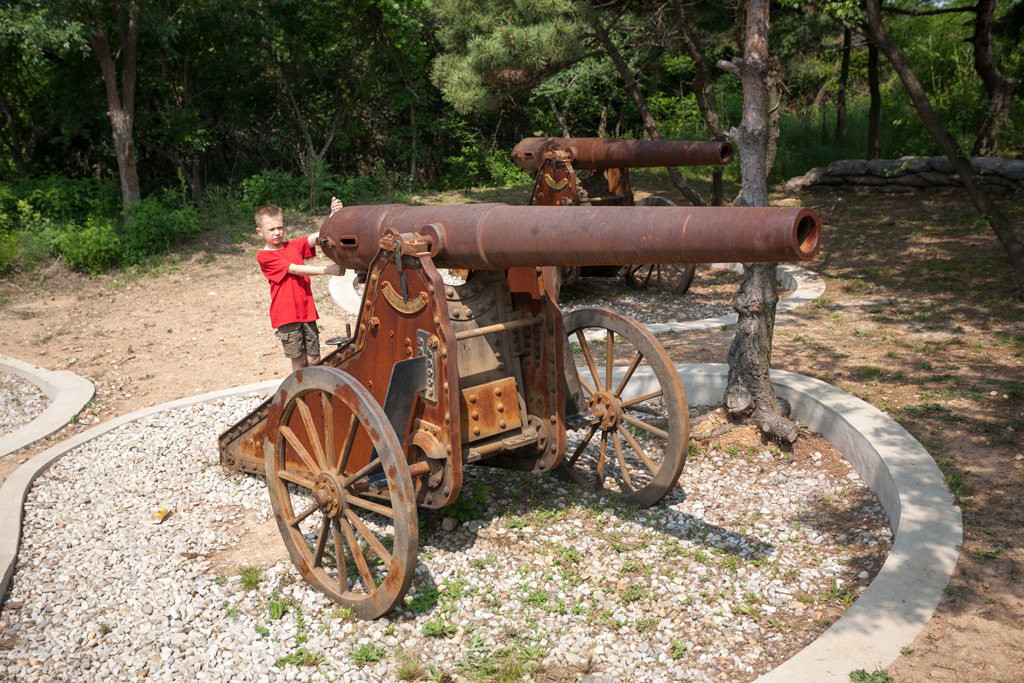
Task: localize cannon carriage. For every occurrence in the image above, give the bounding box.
[219,203,821,619]
[511,137,734,294]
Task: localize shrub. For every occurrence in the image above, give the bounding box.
[18,175,119,225]
[121,191,200,262]
[241,169,306,210]
[0,231,17,272]
[53,216,122,273]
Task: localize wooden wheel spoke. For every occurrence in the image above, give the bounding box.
[339,516,376,591]
[345,493,396,519]
[621,389,664,408]
[312,515,331,568]
[617,424,661,474]
[336,411,358,476]
[280,424,321,475]
[321,392,335,470]
[332,519,347,591]
[596,431,608,490]
[614,351,644,397]
[567,425,598,467]
[342,457,382,488]
[577,373,596,397]
[605,329,614,390]
[613,432,635,491]
[643,266,654,287]
[277,469,316,490]
[295,396,328,469]
[289,501,320,528]
[345,510,393,566]
[622,413,670,440]
[576,330,604,391]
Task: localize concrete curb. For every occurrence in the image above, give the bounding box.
[0,355,95,460]
[0,378,281,610]
[0,365,960,682]
[644,263,825,335]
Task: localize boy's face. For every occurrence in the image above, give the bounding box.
[256,213,285,248]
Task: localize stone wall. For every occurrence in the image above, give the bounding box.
[785,156,1024,194]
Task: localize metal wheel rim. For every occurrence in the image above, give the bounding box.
[264,366,417,619]
[560,307,689,507]
[625,262,697,296]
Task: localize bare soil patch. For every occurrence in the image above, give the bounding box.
[1,186,1023,680]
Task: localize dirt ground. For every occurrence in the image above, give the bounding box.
[1,185,1023,681]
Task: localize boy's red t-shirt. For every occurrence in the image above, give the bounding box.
[257,238,319,329]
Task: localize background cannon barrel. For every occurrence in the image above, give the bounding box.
[318,203,820,271]
[511,137,734,172]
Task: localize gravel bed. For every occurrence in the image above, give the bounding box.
[0,396,891,682]
[0,373,49,438]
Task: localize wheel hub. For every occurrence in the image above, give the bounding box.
[588,391,621,430]
[312,471,345,518]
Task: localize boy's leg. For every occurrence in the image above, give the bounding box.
[300,321,322,367]
[275,323,308,372]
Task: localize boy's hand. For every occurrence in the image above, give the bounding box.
[325,264,345,276]
[329,197,344,216]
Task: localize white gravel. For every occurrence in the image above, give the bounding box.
[0,373,49,438]
[0,395,891,682]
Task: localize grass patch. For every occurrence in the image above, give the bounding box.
[237,565,263,590]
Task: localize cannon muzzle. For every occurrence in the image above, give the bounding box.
[511,137,734,172]
[318,204,820,272]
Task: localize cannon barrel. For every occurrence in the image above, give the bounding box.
[511,137,734,172]
[318,203,820,272]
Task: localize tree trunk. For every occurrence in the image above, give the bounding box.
[718,0,798,443]
[591,19,707,207]
[836,28,851,145]
[88,1,141,219]
[409,103,417,178]
[864,0,1024,297]
[547,95,572,137]
[867,44,880,159]
[598,85,611,137]
[0,85,29,178]
[969,0,1018,156]
[672,0,728,141]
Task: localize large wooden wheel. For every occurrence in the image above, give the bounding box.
[624,196,697,296]
[560,307,689,507]
[264,366,417,619]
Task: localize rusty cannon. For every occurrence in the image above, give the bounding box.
[219,202,820,618]
[511,136,735,295]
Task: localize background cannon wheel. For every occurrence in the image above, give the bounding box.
[560,307,689,507]
[265,366,417,619]
[625,196,697,296]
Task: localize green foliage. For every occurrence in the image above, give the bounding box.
[237,566,263,590]
[421,617,457,638]
[447,482,491,522]
[0,231,17,272]
[274,648,326,668]
[241,170,307,211]
[848,669,893,683]
[350,642,386,667]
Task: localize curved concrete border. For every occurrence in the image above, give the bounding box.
[0,378,280,611]
[0,355,94,459]
[328,264,826,334]
[645,263,826,334]
[0,365,960,683]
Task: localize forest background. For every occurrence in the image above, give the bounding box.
[0,0,1021,275]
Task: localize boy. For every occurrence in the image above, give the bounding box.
[255,198,345,372]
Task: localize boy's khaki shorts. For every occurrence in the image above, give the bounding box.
[275,321,320,359]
